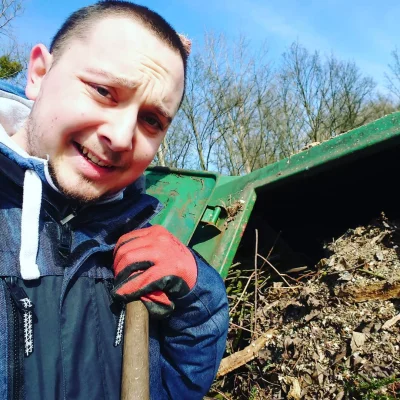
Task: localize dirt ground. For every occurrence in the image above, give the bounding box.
[207,213,400,400]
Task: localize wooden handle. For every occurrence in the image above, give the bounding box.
[121,301,150,400]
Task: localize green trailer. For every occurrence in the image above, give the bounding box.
[145,112,400,276]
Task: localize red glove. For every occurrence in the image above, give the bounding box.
[112,225,197,318]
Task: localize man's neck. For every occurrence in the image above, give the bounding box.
[10,127,30,153]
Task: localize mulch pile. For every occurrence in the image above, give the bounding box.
[208,214,400,399]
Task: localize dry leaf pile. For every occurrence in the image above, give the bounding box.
[209,214,400,400]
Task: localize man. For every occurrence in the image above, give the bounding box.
[0,1,229,399]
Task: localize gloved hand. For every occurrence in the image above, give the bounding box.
[112,225,197,318]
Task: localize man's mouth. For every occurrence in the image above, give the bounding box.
[75,143,113,168]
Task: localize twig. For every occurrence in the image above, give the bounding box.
[207,388,232,400]
[230,270,255,315]
[257,231,282,275]
[358,269,386,280]
[269,286,301,289]
[284,274,303,283]
[267,230,282,259]
[257,254,292,287]
[295,271,318,281]
[258,278,271,291]
[254,229,259,338]
[256,377,282,388]
[291,346,305,371]
[326,262,366,275]
[230,322,256,335]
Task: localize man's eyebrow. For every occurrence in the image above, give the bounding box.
[85,67,174,123]
[84,67,139,89]
[153,102,173,124]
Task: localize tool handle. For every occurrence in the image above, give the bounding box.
[121,301,150,400]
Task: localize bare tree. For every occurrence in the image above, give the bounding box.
[166,34,277,175]
[280,42,327,143]
[357,93,397,122]
[1,0,24,35]
[323,55,376,134]
[386,48,400,102]
[269,73,308,157]
[157,35,390,175]
[209,36,275,174]
[155,111,194,169]
[279,42,376,145]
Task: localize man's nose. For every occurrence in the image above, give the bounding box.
[99,109,138,151]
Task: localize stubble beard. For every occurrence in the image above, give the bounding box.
[47,162,100,204]
[25,115,103,205]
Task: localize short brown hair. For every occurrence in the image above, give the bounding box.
[50,1,187,94]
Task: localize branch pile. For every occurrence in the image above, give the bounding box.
[209,214,400,399]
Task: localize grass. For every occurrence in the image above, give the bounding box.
[345,375,400,399]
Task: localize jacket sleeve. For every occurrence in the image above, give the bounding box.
[159,251,229,399]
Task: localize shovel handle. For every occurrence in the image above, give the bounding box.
[121,301,150,400]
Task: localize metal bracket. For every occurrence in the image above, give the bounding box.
[200,206,225,232]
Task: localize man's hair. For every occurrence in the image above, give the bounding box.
[50,1,187,88]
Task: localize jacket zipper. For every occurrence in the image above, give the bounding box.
[7,277,35,353]
[5,277,30,400]
[103,280,126,347]
[114,306,126,347]
[10,290,21,400]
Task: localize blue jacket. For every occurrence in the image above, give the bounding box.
[0,82,229,400]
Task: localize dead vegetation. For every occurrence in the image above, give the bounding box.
[207,213,400,399]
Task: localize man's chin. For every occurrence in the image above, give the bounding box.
[60,184,105,203]
[57,180,106,204]
[49,164,107,204]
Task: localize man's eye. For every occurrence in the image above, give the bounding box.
[143,115,162,129]
[88,83,113,100]
[95,86,112,98]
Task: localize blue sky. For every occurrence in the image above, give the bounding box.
[10,0,400,92]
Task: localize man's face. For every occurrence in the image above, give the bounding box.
[15,17,184,202]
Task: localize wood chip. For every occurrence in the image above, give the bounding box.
[351,332,366,353]
[304,310,320,322]
[286,266,308,273]
[370,231,388,245]
[336,280,400,302]
[336,391,345,400]
[316,365,325,386]
[216,330,275,377]
[282,376,302,400]
[382,313,400,330]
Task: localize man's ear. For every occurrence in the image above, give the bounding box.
[25,44,53,100]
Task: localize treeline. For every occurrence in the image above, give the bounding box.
[0,0,27,85]
[156,35,400,175]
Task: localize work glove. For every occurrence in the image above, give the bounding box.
[112,225,197,318]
